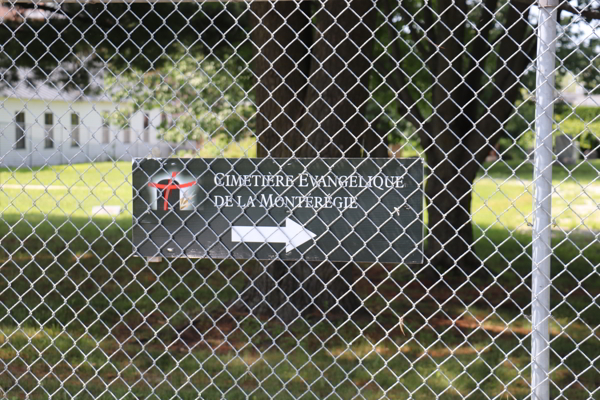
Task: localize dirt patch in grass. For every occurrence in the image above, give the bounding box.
[425,344,490,358]
[428,315,563,337]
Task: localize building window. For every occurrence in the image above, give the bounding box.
[143,113,150,142]
[123,128,131,144]
[71,113,80,147]
[102,118,110,144]
[44,113,53,149]
[161,112,174,129]
[15,112,26,149]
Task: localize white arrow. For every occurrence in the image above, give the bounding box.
[231,218,317,253]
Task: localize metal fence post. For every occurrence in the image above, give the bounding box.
[532,1,557,399]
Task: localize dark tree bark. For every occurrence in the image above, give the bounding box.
[425,0,536,272]
[364,117,391,157]
[238,0,377,322]
[252,0,376,159]
[378,0,536,273]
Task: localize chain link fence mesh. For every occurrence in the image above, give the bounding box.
[0,0,599,399]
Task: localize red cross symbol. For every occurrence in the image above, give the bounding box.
[148,171,196,210]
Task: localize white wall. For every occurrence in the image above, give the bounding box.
[0,97,169,167]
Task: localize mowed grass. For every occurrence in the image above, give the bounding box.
[0,159,599,400]
[0,162,133,219]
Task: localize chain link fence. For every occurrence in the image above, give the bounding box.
[1,0,599,399]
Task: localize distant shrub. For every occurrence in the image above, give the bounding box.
[505,104,599,158]
[557,118,600,150]
[556,106,600,123]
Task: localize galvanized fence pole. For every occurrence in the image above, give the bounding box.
[532,1,557,399]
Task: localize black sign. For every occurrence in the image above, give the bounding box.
[133,158,423,263]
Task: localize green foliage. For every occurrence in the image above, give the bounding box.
[1,2,249,89]
[554,105,600,150]
[106,55,255,144]
[505,103,599,153]
[518,129,536,150]
[555,0,600,95]
[557,26,600,95]
[557,118,600,150]
[555,105,600,123]
[508,100,534,133]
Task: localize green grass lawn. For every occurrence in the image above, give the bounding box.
[0,160,598,400]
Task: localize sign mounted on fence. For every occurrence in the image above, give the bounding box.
[133,158,424,263]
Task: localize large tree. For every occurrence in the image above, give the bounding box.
[376,0,537,271]
[244,0,599,301]
[105,54,255,145]
[243,0,539,292]
[237,0,381,321]
[371,0,598,272]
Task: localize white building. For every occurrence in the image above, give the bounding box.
[558,73,600,108]
[0,72,174,168]
[559,87,600,108]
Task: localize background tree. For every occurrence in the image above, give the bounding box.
[371,0,599,272]
[107,55,255,146]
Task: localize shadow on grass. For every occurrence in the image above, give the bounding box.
[0,212,598,400]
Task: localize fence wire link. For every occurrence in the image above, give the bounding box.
[0,0,599,399]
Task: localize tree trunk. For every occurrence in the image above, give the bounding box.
[418,0,533,275]
[237,0,376,322]
[251,1,312,158]
[424,154,481,272]
[238,260,358,322]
